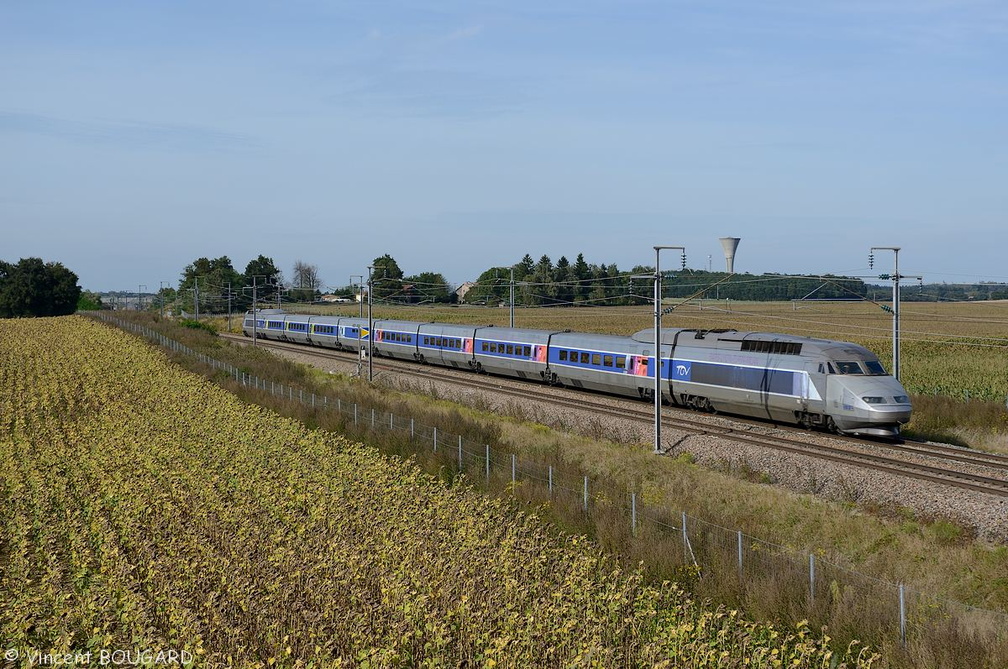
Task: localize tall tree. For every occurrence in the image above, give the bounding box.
[291,260,322,302]
[243,255,283,309]
[573,253,591,303]
[370,254,404,300]
[466,267,512,304]
[179,256,242,314]
[404,271,454,303]
[0,257,81,317]
[516,254,535,280]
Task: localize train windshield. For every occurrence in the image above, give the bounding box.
[864,360,887,375]
[834,361,864,375]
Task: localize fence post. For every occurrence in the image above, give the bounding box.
[390,412,393,430]
[632,492,637,537]
[433,427,437,451]
[548,466,553,495]
[411,418,414,439]
[371,408,375,428]
[682,512,688,561]
[485,444,490,482]
[583,476,589,512]
[809,554,816,604]
[899,584,907,645]
[458,438,463,470]
[737,530,743,576]
[354,403,357,425]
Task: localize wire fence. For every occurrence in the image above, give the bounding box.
[93,312,1008,647]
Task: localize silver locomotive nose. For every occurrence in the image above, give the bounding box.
[827,375,912,436]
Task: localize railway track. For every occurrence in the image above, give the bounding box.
[221,333,1008,498]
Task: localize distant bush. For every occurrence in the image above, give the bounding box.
[178,318,218,335]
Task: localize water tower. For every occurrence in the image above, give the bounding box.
[719,237,741,273]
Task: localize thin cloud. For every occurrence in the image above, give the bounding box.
[331,68,530,119]
[447,24,483,40]
[0,110,259,153]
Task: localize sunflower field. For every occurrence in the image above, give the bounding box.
[0,316,875,667]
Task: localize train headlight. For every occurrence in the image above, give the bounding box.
[861,396,887,404]
[893,395,909,404]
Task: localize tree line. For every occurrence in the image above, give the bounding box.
[145,252,879,313]
[0,258,81,317]
[5,250,1003,320]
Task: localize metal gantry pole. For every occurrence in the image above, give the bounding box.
[351,275,363,319]
[252,277,259,346]
[870,246,904,380]
[367,265,374,382]
[893,249,900,380]
[510,267,515,328]
[652,245,685,454]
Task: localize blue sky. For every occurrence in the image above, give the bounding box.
[2,0,1006,292]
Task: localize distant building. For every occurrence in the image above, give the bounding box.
[455,281,476,302]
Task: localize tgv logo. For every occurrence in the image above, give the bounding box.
[675,364,690,376]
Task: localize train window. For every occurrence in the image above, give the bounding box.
[490,343,498,353]
[603,355,613,367]
[559,350,568,361]
[864,360,886,375]
[835,361,864,375]
[523,346,531,357]
[591,354,601,366]
[615,356,626,369]
[481,342,488,352]
[580,352,590,364]
[506,344,514,355]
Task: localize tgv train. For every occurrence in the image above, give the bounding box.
[243,310,912,438]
